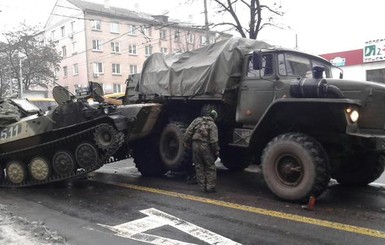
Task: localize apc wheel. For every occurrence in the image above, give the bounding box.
[29,157,51,181]
[133,135,168,176]
[75,143,98,168]
[262,133,330,202]
[6,161,27,184]
[52,151,76,176]
[94,124,118,151]
[159,122,192,171]
[333,154,385,186]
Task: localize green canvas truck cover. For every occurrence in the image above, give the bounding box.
[138,37,272,96]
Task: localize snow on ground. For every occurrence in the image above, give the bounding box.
[0,204,67,245]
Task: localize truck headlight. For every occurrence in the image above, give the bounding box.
[346,108,359,123]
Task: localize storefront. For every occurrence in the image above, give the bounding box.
[320,38,385,83]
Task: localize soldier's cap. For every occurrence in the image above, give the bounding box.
[209,110,218,119]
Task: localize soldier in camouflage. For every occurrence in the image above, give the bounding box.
[184,110,220,193]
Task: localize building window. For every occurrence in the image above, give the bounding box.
[367,68,385,83]
[113,84,122,93]
[72,42,78,54]
[61,46,67,57]
[145,45,152,56]
[63,66,68,77]
[93,62,104,74]
[200,36,208,46]
[161,47,167,54]
[110,22,119,33]
[128,24,136,35]
[61,26,65,37]
[111,42,120,53]
[128,44,137,55]
[174,30,180,41]
[50,30,55,41]
[91,20,101,31]
[112,64,121,74]
[129,65,138,74]
[160,29,167,40]
[71,21,76,33]
[92,40,103,51]
[144,27,152,37]
[187,33,194,44]
[73,63,79,75]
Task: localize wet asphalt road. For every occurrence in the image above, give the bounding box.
[0,159,385,245]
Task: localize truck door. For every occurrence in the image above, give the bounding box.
[236,54,275,125]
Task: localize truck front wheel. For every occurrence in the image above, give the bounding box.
[262,133,330,202]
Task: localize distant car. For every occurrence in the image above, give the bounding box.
[27,97,58,111]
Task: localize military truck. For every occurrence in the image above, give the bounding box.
[0,83,161,187]
[120,38,385,201]
[118,37,385,202]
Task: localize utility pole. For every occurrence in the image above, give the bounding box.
[8,56,13,96]
[19,56,23,98]
[203,0,210,45]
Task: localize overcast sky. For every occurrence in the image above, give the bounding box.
[0,0,383,55]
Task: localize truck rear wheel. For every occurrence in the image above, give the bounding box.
[132,135,168,176]
[159,122,192,171]
[262,133,330,202]
[333,154,385,186]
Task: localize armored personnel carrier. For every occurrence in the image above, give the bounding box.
[0,82,161,187]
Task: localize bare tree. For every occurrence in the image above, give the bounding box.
[0,24,62,97]
[211,0,285,39]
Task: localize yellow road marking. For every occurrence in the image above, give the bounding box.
[100,180,385,239]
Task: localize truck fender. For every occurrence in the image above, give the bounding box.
[248,98,362,147]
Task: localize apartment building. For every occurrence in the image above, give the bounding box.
[44,0,227,94]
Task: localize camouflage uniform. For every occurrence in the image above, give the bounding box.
[184,116,219,192]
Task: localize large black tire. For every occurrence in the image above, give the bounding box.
[159,122,192,171]
[333,154,385,186]
[261,133,330,202]
[132,135,168,176]
[220,147,250,171]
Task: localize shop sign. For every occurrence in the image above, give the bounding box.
[364,38,385,63]
[330,57,346,67]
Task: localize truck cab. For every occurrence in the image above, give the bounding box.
[236,49,333,125]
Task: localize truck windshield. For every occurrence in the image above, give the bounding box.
[278,53,332,78]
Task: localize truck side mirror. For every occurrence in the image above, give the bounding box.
[252,51,262,70]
